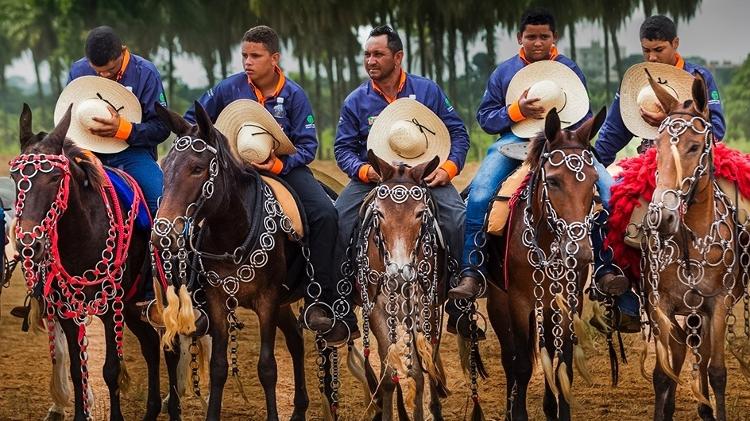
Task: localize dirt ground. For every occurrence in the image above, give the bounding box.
[1,160,750,420]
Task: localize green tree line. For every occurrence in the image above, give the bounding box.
[3,0,747,159]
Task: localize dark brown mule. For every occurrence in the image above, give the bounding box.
[153,103,313,421]
[638,71,749,421]
[485,108,606,421]
[346,151,450,421]
[11,104,180,421]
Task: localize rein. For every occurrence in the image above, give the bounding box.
[10,152,141,417]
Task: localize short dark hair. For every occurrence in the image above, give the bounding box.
[519,8,556,33]
[85,26,123,66]
[369,25,403,53]
[242,25,280,54]
[640,15,677,41]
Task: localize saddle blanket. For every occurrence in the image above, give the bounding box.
[104,167,151,232]
[261,175,304,238]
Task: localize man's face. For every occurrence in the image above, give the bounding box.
[364,35,403,82]
[517,24,557,62]
[90,48,125,80]
[641,38,680,65]
[241,41,279,81]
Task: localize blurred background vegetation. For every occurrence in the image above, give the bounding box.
[0,0,748,161]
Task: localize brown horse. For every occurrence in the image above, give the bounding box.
[152,102,319,421]
[485,108,606,421]
[11,104,181,421]
[638,70,749,421]
[345,151,450,421]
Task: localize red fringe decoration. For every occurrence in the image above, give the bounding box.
[607,143,750,280]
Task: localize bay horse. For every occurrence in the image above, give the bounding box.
[485,108,606,421]
[11,104,181,421]
[152,102,325,421]
[638,70,749,421]
[345,150,451,421]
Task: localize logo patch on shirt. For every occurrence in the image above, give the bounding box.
[444,96,454,112]
[159,92,167,106]
[711,90,720,101]
[368,116,378,126]
[305,114,316,129]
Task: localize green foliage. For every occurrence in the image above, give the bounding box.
[724,54,750,143]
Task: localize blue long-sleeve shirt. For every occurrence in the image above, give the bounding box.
[68,51,169,160]
[594,59,726,167]
[185,70,317,176]
[476,52,591,136]
[335,72,470,180]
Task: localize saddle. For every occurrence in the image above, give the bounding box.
[486,163,531,236]
[261,175,305,238]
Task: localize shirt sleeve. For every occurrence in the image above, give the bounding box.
[700,68,726,141]
[279,89,318,174]
[594,93,635,167]
[476,67,515,135]
[126,70,170,148]
[432,84,469,172]
[334,101,366,179]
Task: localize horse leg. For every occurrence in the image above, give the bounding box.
[58,319,88,421]
[542,340,558,421]
[45,321,70,421]
[163,339,183,421]
[276,304,309,421]
[707,306,728,421]
[653,321,686,421]
[508,302,533,421]
[411,354,425,421]
[123,308,166,420]
[257,299,281,421]
[206,310,230,421]
[488,284,517,420]
[696,320,716,421]
[371,309,395,421]
[556,338,574,421]
[428,380,443,421]
[100,316,125,421]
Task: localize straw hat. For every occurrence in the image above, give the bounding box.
[54,75,142,154]
[214,99,296,164]
[506,60,590,138]
[367,98,450,166]
[620,62,693,139]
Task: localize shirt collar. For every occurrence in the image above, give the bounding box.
[248,65,286,106]
[116,48,131,82]
[371,68,407,104]
[519,45,559,65]
[674,53,685,70]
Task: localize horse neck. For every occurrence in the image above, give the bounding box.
[201,171,254,251]
[56,175,110,269]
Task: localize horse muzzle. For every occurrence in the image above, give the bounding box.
[647,188,682,235]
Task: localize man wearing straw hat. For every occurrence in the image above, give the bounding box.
[589,15,726,331]
[65,26,169,217]
[184,26,346,342]
[450,9,628,303]
[334,25,470,338]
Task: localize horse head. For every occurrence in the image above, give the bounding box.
[366,149,440,282]
[647,70,713,235]
[525,107,606,270]
[153,101,243,251]
[11,103,103,263]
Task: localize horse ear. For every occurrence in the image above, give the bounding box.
[19,103,35,150]
[47,104,72,147]
[576,107,607,144]
[645,68,678,114]
[544,108,561,141]
[410,155,441,183]
[155,102,193,136]
[367,149,393,181]
[691,71,708,115]
[194,101,215,142]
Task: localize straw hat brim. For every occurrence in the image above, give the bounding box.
[54,75,142,154]
[620,62,694,139]
[367,98,450,166]
[506,60,590,138]
[214,99,296,162]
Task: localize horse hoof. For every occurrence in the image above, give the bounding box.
[44,410,65,421]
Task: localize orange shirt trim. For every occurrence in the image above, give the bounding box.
[248,66,286,106]
[116,48,131,82]
[507,101,525,122]
[371,69,407,104]
[440,160,459,179]
[519,45,559,65]
[114,119,132,140]
[270,157,284,174]
[358,164,372,183]
[674,53,685,70]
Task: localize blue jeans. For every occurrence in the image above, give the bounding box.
[97,147,163,217]
[462,133,525,272]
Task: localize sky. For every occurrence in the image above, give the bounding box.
[6,0,749,90]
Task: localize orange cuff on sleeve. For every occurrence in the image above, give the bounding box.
[358,164,372,183]
[114,118,133,140]
[270,157,284,175]
[508,101,525,122]
[441,160,459,180]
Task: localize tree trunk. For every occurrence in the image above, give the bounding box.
[219,48,229,80]
[568,21,577,62]
[335,55,346,108]
[609,25,623,81]
[447,24,458,102]
[405,18,413,73]
[484,22,496,77]
[50,58,62,98]
[461,31,473,133]
[462,31,471,79]
[30,50,44,104]
[324,54,336,145]
[203,53,217,89]
[347,46,358,92]
[604,22,611,102]
[314,59,323,159]
[298,54,306,89]
[168,37,175,105]
[0,66,6,93]
[417,18,428,77]
[432,17,444,87]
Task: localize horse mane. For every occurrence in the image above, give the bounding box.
[525,133,547,171]
[209,126,258,183]
[64,140,106,190]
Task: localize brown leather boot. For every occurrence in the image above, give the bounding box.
[597,273,630,295]
[448,275,482,300]
[301,306,335,332]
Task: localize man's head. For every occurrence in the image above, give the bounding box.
[241,25,281,82]
[364,25,404,83]
[517,8,558,63]
[640,15,680,65]
[85,26,125,80]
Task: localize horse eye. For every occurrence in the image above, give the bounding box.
[192,166,205,175]
[546,177,560,188]
[688,144,700,154]
[415,209,425,219]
